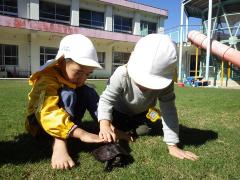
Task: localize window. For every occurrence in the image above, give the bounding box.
[112,52,130,72]
[114,15,132,34]
[79,9,104,29]
[140,21,157,36]
[0,0,17,17]
[0,44,18,66]
[40,47,58,66]
[232,65,240,80]
[39,1,70,25]
[190,55,200,76]
[97,52,105,68]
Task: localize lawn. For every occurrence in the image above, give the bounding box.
[0,80,240,179]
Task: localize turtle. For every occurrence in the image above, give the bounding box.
[92,143,130,172]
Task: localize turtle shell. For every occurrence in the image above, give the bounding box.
[92,143,128,162]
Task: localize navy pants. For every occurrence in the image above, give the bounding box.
[58,85,161,135]
[112,109,162,136]
[112,110,148,131]
[58,85,99,127]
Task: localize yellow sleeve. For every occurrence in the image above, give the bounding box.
[35,76,75,139]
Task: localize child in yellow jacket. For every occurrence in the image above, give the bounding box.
[26,34,103,170]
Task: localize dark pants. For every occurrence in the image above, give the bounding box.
[112,109,162,136]
[58,85,99,128]
[58,85,161,135]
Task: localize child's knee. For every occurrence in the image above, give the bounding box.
[77,85,99,100]
[58,87,77,117]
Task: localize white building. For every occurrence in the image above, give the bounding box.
[0,0,167,78]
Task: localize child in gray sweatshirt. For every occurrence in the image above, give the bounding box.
[98,34,198,161]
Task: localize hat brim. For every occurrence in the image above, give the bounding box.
[72,57,102,69]
[57,54,102,69]
[127,58,173,90]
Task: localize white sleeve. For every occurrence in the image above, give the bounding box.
[158,82,179,144]
[97,66,126,121]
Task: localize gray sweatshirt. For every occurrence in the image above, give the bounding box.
[98,65,179,144]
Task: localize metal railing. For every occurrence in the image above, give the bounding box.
[165,25,203,43]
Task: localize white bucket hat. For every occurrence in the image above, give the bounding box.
[39,34,102,71]
[127,34,177,90]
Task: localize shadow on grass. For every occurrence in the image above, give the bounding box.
[0,121,134,168]
[0,133,52,166]
[0,122,217,167]
[0,132,108,167]
[147,121,218,147]
[0,120,97,166]
[179,125,218,148]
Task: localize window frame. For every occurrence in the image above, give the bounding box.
[79,8,104,30]
[0,44,18,67]
[97,52,105,69]
[39,1,70,25]
[114,15,133,34]
[140,20,157,36]
[0,0,18,17]
[112,52,130,72]
[40,46,58,66]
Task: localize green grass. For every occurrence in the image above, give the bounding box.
[0,80,240,179]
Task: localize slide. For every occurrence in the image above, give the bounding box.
[188,30,240,68]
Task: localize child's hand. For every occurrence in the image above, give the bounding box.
[168,144,199,161]
[71,128,104,143]
[99,120,117,142]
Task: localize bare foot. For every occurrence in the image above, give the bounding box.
[51,138,75,170]
[71,128,104,143]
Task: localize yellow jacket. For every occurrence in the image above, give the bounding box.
[26,61,76,139]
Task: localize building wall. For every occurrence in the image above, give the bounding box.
[30,33,61,73]
[0,0,167,78]
[0,29,30,77]
[0,29,135,77]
